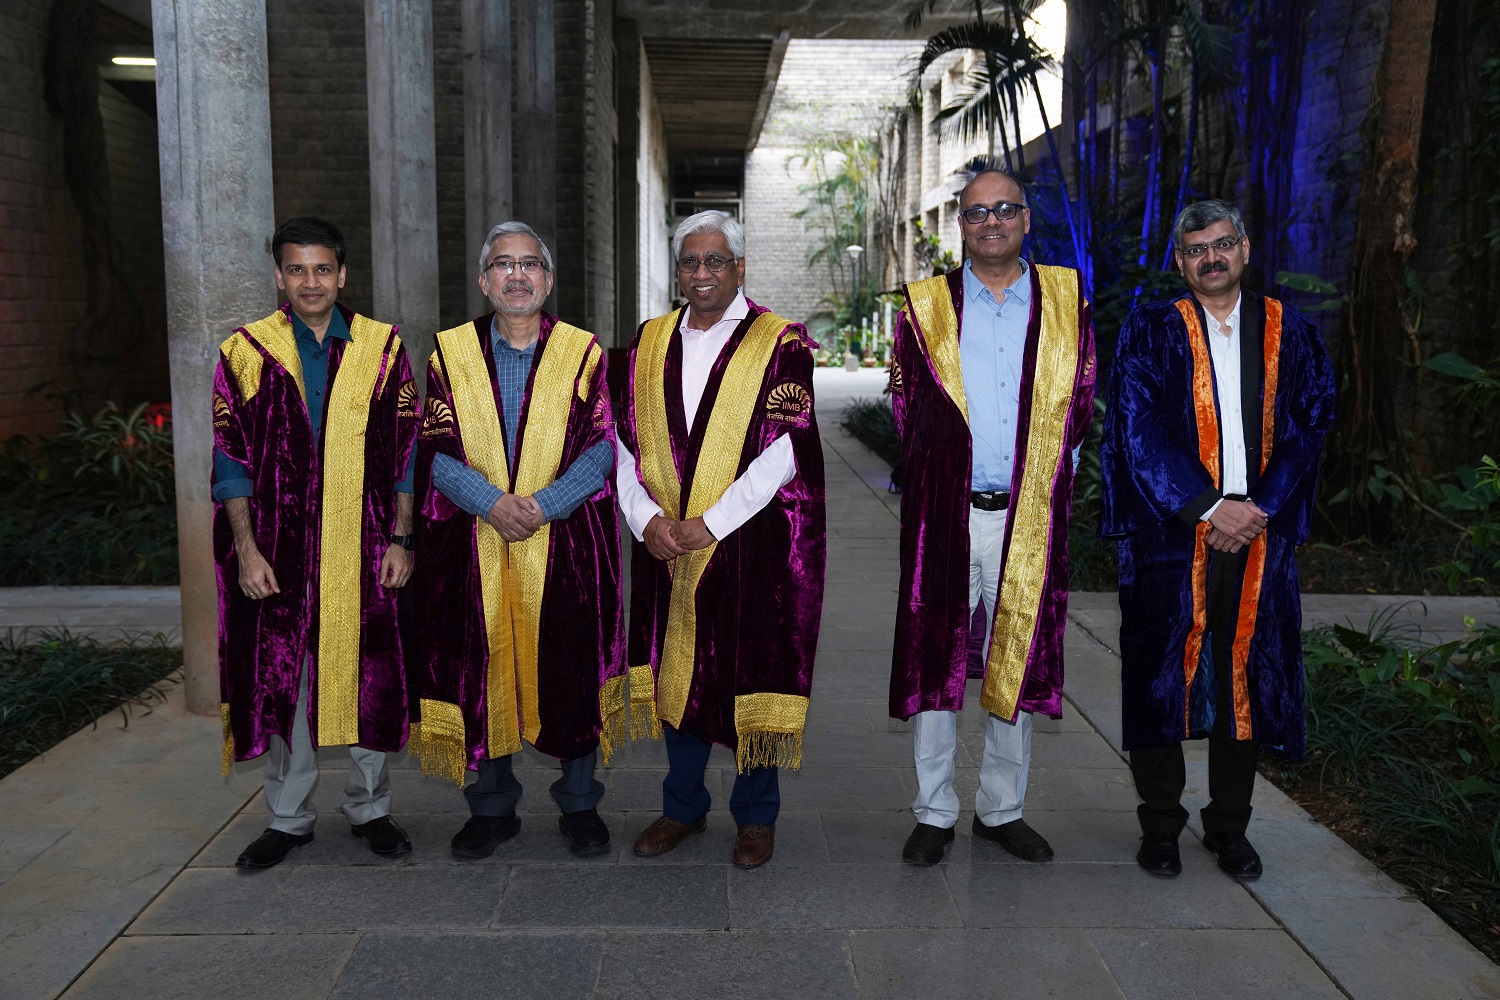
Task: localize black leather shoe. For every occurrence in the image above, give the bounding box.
[235,828,313,871]
[972,816,1054,861]
[351,816,412,857]
[1136,832,1182,877]
[451,813,521,859]
[559,808,611,856]
[902,822,955,865]
[1203,831,1263,880]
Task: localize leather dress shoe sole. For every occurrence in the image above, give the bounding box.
[1204,832,1263,881]
[633,816,708,857]
[972,817,1054,862]
[559,810,612,857]
[235,829,314,871]
[1136,834,1182,878]
[902,823,956,866]
[732,824,775,869]
[351,817,413,857]
[451,813,522,860]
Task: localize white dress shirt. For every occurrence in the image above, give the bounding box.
[1201,295,1246,522]
[615,290,798,541]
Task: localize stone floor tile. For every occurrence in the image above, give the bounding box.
[950,766,1139,812]
[968,810,1216,867]
[1088,928,1344,999]
[849,927,1127,1000]
[1234,815,1407,899]
[0,826,67,884]
[328,931,605,1000]
[63,934,359,1000]
[617,809,827,865]
[821,810,972,865]
[409,810,625,865]
[728,864,960,929]
[778,766,917,810]
[0,911,153,1000]
[945,863,1277,929]
[129,867,292,934]
[596,930,858,999]
[1271,895,1500,1000]
[494,864,728,929]
[1027,730,1129,770]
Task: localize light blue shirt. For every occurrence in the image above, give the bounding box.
[431,319,613,523]
[960,258,1030,492]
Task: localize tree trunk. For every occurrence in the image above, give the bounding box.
[1332,0,1440,534]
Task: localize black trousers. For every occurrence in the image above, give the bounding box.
[1129,547,1259,838]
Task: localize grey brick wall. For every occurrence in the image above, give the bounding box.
[743,40,919,330]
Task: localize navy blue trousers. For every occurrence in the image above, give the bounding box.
[662,724,779,826]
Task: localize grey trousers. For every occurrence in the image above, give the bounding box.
[263,656,391,835]
[465,749,604,818]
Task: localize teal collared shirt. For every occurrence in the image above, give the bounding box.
[211,306,414,500]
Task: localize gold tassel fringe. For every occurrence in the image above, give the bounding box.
[220,703,233,778]
[407,724,468,786]
[598,674,628,766]
[627,664,662,742]
[735,730,803,773]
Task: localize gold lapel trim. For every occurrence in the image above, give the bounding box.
[906,274,968,424]
[315,313,395,745]
[241,310,307,406]
[633,310,684,517]
[979,265,1082,720]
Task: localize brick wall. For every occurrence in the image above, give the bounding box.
[0,1,88,437]
[743,40,920,328]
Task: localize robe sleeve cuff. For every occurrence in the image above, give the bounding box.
[1176,487,1222,526]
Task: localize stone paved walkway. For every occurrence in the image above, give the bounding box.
[2,368,1497,999]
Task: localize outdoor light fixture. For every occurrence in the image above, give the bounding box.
[845,244,864,260]
[111,56,156,66]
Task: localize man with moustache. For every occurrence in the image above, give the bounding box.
[211,216,420,870]
[1100,200,1334,879]
[409,221,625,859]
[619,210,826,869]
[889,170,1097,866]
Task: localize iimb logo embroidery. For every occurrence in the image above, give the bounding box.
[766,382,810,425]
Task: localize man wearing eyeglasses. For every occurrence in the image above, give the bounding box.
[890,169,1097,866]
[1100,200,1334,880]
[619,210,826,869]
[408,221,625,860]
[211,216,421,870]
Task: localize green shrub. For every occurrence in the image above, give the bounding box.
[0,401,179,585]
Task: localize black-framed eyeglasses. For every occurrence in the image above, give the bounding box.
[485,258,548,276]
[675,254,738,274]
[1176,236,1243,258]
[959,203,1025,224]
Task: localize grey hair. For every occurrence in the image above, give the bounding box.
[476,221,554,274]
[1172,200,1246,251]
[671,210,746,261]
[959,168,1028,208]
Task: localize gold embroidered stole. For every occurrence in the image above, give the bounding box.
[903,268,1085,721]
[435,320,595,760]
[1176,297,1282,740]
[632,310,792,745]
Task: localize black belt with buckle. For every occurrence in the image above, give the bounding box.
[970,490,1010,511]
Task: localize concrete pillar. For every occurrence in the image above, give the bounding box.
[463,0,512,317]
[613,18,640,348]
[365,0,440,368]
[512,0,556,307]
[151,0,277,715]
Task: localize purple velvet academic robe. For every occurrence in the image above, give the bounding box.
[620,300,826,767]
[212,302,419,763]
[888,263,1097,722]
[411,312,626,771]
[1100,292,1335,758]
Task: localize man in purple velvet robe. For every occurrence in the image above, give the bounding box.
[619,210,826,869]
[409,221,625,860]
[889,170,1097,866]
[211,217,420,870]
[1100,200,1334,880]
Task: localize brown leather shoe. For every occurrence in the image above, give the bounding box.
[632,815,707,857]
[733,824,775,869]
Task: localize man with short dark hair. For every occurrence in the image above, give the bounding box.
[889,169,1096,866]
[408,221,624,860]
[212,216,420,870]
[621,210,826,869]
[1100,199,1335,880]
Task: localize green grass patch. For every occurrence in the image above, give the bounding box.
[0,631,181,779]
[1268,612,1500,962]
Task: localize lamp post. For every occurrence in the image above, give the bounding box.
[845,244,864,371]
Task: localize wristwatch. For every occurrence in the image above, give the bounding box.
[389,533,415,550]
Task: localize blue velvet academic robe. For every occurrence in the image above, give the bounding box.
[1099,291,1335,758]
